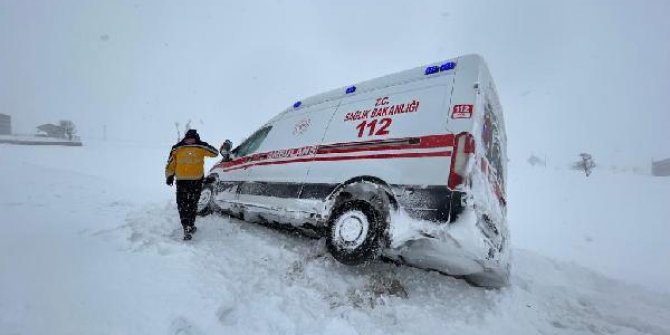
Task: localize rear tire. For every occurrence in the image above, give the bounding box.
[196,184,214,216]
[326,200,384,265]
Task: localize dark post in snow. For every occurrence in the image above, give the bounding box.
[572,153,596,177]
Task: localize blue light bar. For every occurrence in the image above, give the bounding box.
[345,86,356,94]
[293,101,301,108]
[424,66,439,75]
[440,62,456,72]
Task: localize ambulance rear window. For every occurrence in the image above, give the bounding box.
[483,101,504,188]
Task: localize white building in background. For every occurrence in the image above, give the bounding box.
[652,158,670,177]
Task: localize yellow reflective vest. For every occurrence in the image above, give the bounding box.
[165,142,218,180]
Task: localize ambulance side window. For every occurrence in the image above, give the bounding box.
[232,126,273,157]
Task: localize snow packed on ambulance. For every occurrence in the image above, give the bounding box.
[198,54,510,287]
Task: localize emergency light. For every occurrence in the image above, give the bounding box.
[424,66,439,75]
[425,62,457,75]
[440,62,456,72]
[293,101,302,108]
[345,86,356,94]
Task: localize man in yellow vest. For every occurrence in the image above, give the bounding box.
[165,129,219,240]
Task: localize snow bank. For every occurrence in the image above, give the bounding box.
[1,142,669,334]
[0,134,83,146]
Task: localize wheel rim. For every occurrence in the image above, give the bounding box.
[333,210,369,250]
[197,188,212,211]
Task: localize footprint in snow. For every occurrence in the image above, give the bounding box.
[216,305,237,326]
[169,316,204,335]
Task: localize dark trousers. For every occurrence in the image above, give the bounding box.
[176,179,203,229]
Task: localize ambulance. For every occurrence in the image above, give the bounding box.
[199,54,510,287]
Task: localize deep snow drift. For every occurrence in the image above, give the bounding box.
[1,141,669,335]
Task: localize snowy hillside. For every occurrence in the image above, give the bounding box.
[508,162,670,291]
[1,142,669,335]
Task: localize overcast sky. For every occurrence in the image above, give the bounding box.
[1,0,669,165]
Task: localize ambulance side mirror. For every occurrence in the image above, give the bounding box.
[220,140,233,162]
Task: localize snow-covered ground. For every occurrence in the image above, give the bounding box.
[0,134,82,146]
[508,162,670,291]
[1,141,669,334]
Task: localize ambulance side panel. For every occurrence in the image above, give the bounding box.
[307,73,465,222]
[310,75,455,186]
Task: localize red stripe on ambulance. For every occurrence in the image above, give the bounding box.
[211,134,455,172]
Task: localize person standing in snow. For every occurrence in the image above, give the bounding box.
[165,129,219,240]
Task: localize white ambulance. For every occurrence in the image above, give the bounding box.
[199,54,509,287]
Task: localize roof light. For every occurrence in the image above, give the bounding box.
[424,66,439,75]
[345,86,356,94]
[293,101,301,108]
[440,62,456,72]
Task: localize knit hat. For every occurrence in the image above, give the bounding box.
[184,129,200,141]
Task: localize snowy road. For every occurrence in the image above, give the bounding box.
[1,143,669,334]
